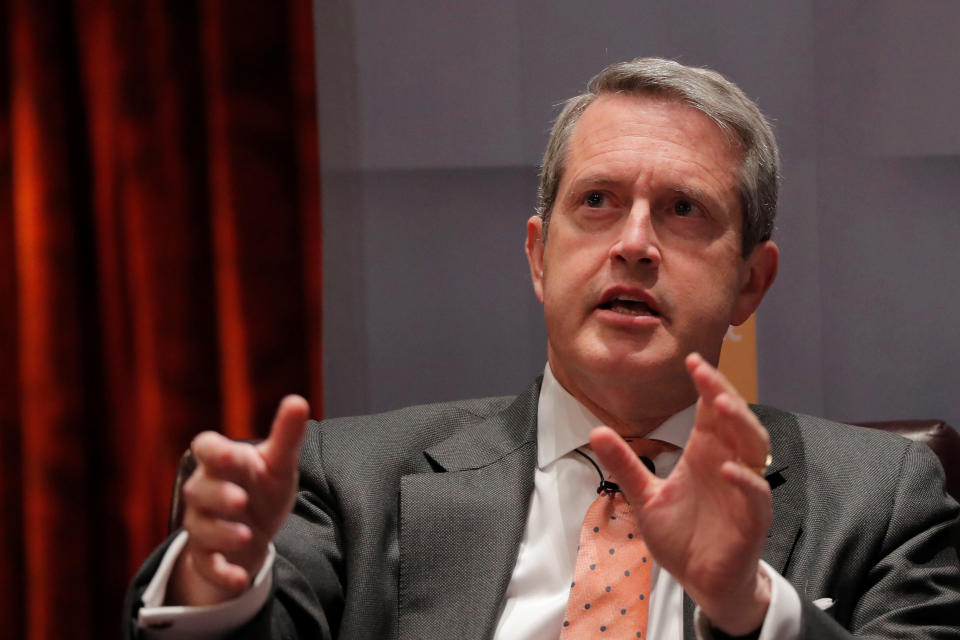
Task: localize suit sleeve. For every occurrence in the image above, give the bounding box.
[801,440,960,638]
[123,425,345,640]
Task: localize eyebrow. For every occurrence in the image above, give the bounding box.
[569,175,625,189]
[667,185,714,204]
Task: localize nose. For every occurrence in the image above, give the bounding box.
[610,200,661,268]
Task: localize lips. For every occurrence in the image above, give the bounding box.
[597,288,661,318]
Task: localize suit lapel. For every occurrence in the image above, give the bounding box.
[682,406,806,639]
[757,406,806,576]
[683,592,697,640]
[398,380,540,640]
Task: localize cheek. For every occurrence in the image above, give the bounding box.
[670,261,743,321]
[541,247,587,300]
[544,230,609,277]
[541,277,574,321]
[540,264,593,334]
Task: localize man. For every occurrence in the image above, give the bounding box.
[126,58,960,639]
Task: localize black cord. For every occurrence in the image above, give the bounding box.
[573,448,656,496]
[574,449,621,495]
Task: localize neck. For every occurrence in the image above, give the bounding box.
[547,353,698,437]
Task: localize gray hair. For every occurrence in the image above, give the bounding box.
[536,58,779,256]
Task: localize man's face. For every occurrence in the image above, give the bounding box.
[526,94,777,404]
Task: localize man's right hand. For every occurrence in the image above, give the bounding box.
[167,395,310,606]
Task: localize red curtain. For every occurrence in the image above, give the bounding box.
[0,1,322,638]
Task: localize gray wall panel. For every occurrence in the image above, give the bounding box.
[361,167,545,412]
[319,0,960,428]
[818,156,960,425]
[352,1,524,169]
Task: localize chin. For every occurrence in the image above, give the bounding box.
[579,341,682,384]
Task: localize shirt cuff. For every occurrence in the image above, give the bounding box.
[693,560,802,640]
[137,531,275,638]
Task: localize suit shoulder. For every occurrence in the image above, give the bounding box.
[752,404,917,462]
[301,394,519,466]
[296,392,528,495]
[751,404,954,517]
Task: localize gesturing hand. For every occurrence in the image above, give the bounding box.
[591,353,773,635]
[168,395,310,606]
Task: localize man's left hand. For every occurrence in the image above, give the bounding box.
[591,352,773,635]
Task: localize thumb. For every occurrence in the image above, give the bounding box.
[259,395,310,475]
[589,426,660,507]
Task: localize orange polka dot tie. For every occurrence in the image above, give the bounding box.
[560,439,676,639]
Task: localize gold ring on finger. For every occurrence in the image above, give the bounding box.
[742,453,772,477]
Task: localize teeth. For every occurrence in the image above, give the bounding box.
[599,293,659,317]
[607,299,655,316]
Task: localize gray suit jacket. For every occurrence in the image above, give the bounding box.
[125,378,960,639]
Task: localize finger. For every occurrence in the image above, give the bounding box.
[182,472,249,520]
[191,431,264,487]
[182,508,253,553]
[187,548,250,593]
[713,392,770,467]
[720,460,774,533]
[258,395,310,475]
[686,352,739,406]
[589,426,660,507]
[686,353,769,466]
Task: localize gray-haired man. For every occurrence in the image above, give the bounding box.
[127,58,960,640]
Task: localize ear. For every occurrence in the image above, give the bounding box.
[731,240,779,326]
[525,215,546,304]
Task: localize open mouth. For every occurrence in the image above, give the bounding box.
[598,296,660,317]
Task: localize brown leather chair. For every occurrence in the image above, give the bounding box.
[168,422,960,552]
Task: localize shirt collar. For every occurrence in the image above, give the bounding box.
[537,363,696,469]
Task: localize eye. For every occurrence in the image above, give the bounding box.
[584,191,606,208]
[672,199,697,217]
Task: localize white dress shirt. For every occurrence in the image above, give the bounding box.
[492,364,801,640]
[139,364,802,639]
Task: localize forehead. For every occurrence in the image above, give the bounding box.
[562,93,743,196]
